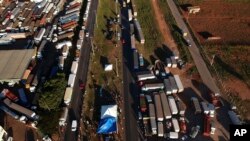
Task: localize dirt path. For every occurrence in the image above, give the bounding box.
[151,0,178,51]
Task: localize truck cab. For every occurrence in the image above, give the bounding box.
[71,120,77,131]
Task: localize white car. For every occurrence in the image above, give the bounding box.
[71,120,77,131]
[85,32,89,37]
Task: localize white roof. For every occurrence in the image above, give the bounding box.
[104,64,113,71]
[100,105,117,119]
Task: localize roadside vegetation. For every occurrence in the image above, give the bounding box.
[82,0,122,140]
[158,0,193,63]
[133,0,163,62]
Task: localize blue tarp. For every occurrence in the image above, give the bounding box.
[97,117,117,134]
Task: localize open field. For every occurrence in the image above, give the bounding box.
[178,0,250,45]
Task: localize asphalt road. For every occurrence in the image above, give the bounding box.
[121,4,144,141]
[167,0,220,94]
[63,0,99,141]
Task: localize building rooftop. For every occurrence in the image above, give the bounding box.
[0,49,35,82]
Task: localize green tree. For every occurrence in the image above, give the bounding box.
[38,73,67,110]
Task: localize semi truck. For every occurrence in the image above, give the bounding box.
[77,39,83,49]
[169,76,178,93]
[168,96,178,115]
[203,114,211,136]
[150,118,157,135]
[141,83,164,92]
[140,94,147,112]
[1,89,19,102]
[173,75,184,93]
[34,28,45,44]
[68,74,76,87]
[149,103,156,118]
[163,79,172,95]
[0,104,19,119]
[157,122,164,137]
[131,34,136,50]
[137,71,156,81]
[64,87,73,105]
[139,54,144,67]
[176,99,186,116]
[170,56,177,68]
[3,98,38,120]
[134,19,145,44]
[201,102,209,114]
[128,9,133,21]
[71,61,78,74]
[159,92,171,119]
[37,40,47,58]
[168,132,178,139]
[59,107,68,126]
[18,88,29,106]
[172,118,180,132]
[58,56,64,69]
[154,94,164,121]
[191,97,202,114]
[133,50,139,70]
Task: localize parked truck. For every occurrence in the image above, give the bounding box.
[172,118,180,132]
[191,97,202,114]
[137,71,156,81]
[154,94,164,121]
[68,74,76,87]
[133,50,139,70]
[159,92,171,119]
[163,79,172,95]
[1,89,18,102]
[168,132,178,139]
[59,107,69,126]
[70,61,78,74]
[133,19,145,44]
[150,118,157,135]
[0,104,19,119]
[157,122,164,137]
[201,102,209,114]
[149,103,156,118]
[173,75,184,93]
[128,9,133,21]
[131,34,136,50]
[141,83,164,92]
[34,28,45,44]
[168,96,178,115]
[176,99,186,116]
[140,94,147,112]
[203,114,211,136]
[169,76,178,93]
[18,88,29,106]
[64,87,73,105]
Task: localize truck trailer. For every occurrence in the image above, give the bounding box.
[154,94,164,121]
[168,96,178,115]
[64,87,73,105]
[159,92,171,119]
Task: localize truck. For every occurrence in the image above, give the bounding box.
[168,96,178,115]
[137,71,156,81]
[131,34,136,50]
[59,107,69,126]
[159,92,171,119]
[154,94,164,121]
[62,45,69,57]
[56,41,72,49]
[64,87,73,105]
[163,79,172,95]
[157,122,164,137]
[34,28,46,44]
[37,40,47,58]
[57,32,74,41]
[170,56,177,68]
[169,76,178,93]
[149,103,156,118]
[228,111,242,125]
[76,39,83,49]
[133,19,145,44]
[18,89,29,106]
[150,118,157,135]
[172,118,180,132]
[1,89,19,102]
[210,120,216,134]
[209,93,222,108]
[3,98,38,120]
[68,74,76,87]
[201,102,209,114]
[191,97,202,114]
[140,94,147,112]
[79,30,84,39]
[128,9,133,21]
[133,50,139,70]
[203,114,211,136]
[168,132,178,139]
[145,94,152,103]
[176,100,186,116]
[130,23,134,35]
[179,117,187,133]
[0,104,19,119]
[58,56,64,69]
[71,61,78,74]
[173,75,184,93]
[208,103,215,117]
[141,83,164,92]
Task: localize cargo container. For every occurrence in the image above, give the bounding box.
[133,50,139,70]
[131,34,136,50]
[149,103,156,118]
[173,75,184,93]
[228,110,241,125]
[169,76,178,93]
[154,94,164,121]
[176,100,186,116]
[57,31,74,41]
[150,118,157,135]
[170,56,177,68]
[58,56,64,69]
[56,41,72,49]
[140,94,147,112]
[163,78,172,95]
[1,89,18,102]
[172,118,180,132]
[134,19,145,44]
[67,2,81,10]
[3,99,38,120]
[201,102,209,114]
[65,6,80,15]
[61,21,77,29]
[191,97,202,114]
[159,92,171,119]
[59,107,68,126]
[168,96,178,115]
[37,40,47,58]
[64,87,73,105]
[141,83,164,92]
[76,39,83,49]
[203,114,211,136]
[0,104,19,119]
[68,74,76,87]
[18,89,28,106]
[71,61,78,74]
[137,71,156,81]
[157,122,164,137]
[168,132,178,139]
[34,28,46,43]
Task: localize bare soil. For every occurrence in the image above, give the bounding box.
[225,78,250,100]
[181,0,250,45]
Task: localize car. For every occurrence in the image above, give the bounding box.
[79,83,85,90]
[189,125,200,138]
[71,120,77,131]
[186,39,191,47]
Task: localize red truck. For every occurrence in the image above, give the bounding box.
[203,114,211,136]
[1,89,19,102]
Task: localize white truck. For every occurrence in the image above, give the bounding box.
[150,118,157,135]
[71,61,78,74]
[163,79,172,95]
[68,74,76,87]
[173,75,184,93]
[168,96,178,115]
[59,107,68,126]
[168,132,178,139]
[64,87,73,105]
[172,118,180,132]
[169,76,178,93]
[141,83,164,92]
[157,122,164,137]
[128,9,133,21]
[137,71,156,81]
[201,102,209,114]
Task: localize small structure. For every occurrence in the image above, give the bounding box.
[187,6,201,14]
[104,64,113,71]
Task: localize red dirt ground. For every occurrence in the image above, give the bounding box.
[181,0,250,45]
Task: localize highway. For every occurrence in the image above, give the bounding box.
[63,0,99,141]
[167,0,220,94]
[121,4,144,141]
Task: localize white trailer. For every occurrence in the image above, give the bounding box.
[174,75,184,93]
[137,71,156,81]
[150,118,157,135]
[68,74,76,87]
[62,45,69,57]
[59,107,68,126]
[128,9,133,21]
[149,103,156,118]
[65,6,80,14]
[64,87,73,105]
[160,92,172,119]
[168,132,179,139]
[141,83,164,92]
[154,94,164,121]
[76,39,83,49]
[208,103,215,117]
[134,19,145,44]
[157,122,164,137]
[58,56,64,69]
[168,96,178,115]
[201,102,209,114]
[169,76,178,93]
[163,79,172,95]
[71,61,78,74]
[34,28,46,43]
[172,118,180,132]
[56,41,72,49]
